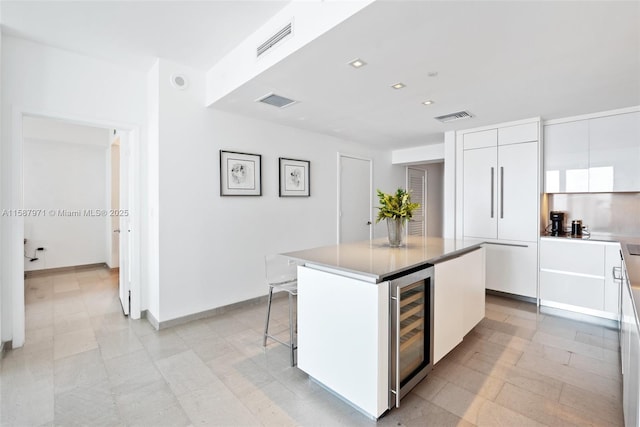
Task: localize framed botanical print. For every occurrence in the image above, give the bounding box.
[279,158,310,197]
[220,150,262,196]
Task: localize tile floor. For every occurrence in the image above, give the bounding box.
[0,266,624,426]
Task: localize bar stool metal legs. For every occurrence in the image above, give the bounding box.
[262,284,297,366]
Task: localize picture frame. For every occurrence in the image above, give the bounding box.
[220,150,262,196]
[279,157,310,197]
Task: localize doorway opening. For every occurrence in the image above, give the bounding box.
[406,162,444,237]
[6,110,141,348]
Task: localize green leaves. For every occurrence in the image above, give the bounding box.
[375,188,420,223]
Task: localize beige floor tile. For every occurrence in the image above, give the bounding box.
[411,373,448,402]
[476,399,547,427]
[53,279,80,293]
[139,329,189,361]
[433,358,505,400]
[104,349,162,388]
[431,381,487,424]
[464,352,564,401]
[495,382,561,425]
[533,330,605,360]
[54,381,120,426]
[53,328,98,360]
[53,348,109,394]
[559,383,624,426]
[155,350,218,396]
[568,352,622,381]
[96,328,144,360]
[177,381,261,426]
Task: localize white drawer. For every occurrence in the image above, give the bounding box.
[540,270,605,311]
[540,239,605,277]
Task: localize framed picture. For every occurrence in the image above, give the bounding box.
[279,158,310,197]
[220,150,262,196]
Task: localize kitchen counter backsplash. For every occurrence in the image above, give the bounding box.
[547,192,640,236]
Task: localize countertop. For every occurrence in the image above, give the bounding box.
[283,236,484,283]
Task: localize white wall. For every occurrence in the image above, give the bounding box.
[23,134,109,271]
[1,36,147,344]
[155,59,404,322]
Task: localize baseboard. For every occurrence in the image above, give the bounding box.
[25,262,109,277]
[142,310,160,331]
[155,292,285,330]
[1,340,12,358]
[486,289,537,305]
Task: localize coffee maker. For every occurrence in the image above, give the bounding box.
[550,211,566,236]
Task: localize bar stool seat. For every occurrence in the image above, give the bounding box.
[263,254,300,366]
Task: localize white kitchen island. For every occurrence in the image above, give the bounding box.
[284,236,486,419]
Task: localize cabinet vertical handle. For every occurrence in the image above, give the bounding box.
[395,290,401,408]
[500,167,504,219]
[490,167,494,218]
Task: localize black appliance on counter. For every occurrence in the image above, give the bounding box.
[550,211,566,236]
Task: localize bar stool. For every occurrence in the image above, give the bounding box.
[263,254,300,366]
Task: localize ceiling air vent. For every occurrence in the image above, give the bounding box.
[434,111,473,123]
[257,22,292,57]
[256,93,297,108]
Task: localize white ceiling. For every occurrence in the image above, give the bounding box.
[212,1,640,148]
[0,0,289,70]
[2,1,639,150]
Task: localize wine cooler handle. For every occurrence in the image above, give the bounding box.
[395,290,401,408]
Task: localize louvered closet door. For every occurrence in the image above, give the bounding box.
[407,168,425,236]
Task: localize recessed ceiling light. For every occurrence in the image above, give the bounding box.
[422,100,435,105]
[391,83,406,90]
[348,58,367,68]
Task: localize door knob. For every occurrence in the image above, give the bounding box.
[113,229,121,233]
[367,221,372,225]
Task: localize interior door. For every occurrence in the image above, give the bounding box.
[463,146,498,239]
[407,168,425,236]
[118,134,131,315]
[339,154,372,243]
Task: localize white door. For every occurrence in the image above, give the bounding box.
[497,142,538,242]
[118,134,131,315]
[463,146,498,239]
[110,142,120,268]
[407,167,425,236]
[339,154,372,243]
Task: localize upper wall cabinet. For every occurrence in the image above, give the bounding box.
[544,110,640,193]
[589,112,640,192]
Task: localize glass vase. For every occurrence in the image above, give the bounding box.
[386,217,406,247]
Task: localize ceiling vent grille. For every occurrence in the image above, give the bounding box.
[256,93,297,108]
[434,111,473,123]
[257,22,292,57]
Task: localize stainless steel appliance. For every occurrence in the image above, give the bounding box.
[388,265,434,408]
[550,211,566,236]
[571,219,583,237]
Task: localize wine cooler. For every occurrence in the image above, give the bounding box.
[389,265,434,408]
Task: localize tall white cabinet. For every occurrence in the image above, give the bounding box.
[458,119,540,298]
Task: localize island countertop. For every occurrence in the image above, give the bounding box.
[283,236,484,283]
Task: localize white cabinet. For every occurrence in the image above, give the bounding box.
[543,120,589,193]
[605,244,623,315]
[544,109,640,193]
[485,243,538,299]
[621,260,640,427]
[433,247,485,364]
[589,112,640,192]
[463,128,539,243]
[539,238,621,319]
[461,120,540,299]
